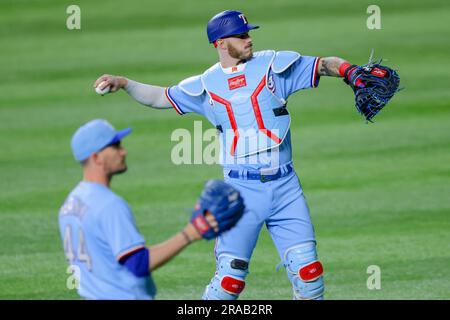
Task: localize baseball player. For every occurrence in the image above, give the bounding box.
[58,119,245,299]
[93,10,400,300]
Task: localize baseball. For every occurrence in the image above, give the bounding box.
[95,81,111,95]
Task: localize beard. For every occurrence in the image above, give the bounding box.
[227,42,253,61]
[107,161,128,177]
[113,166,127,175]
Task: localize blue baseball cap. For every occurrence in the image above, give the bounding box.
[71,119,132,162]
[207,10,259,43]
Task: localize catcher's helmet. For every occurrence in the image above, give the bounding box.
[207,10,259,43]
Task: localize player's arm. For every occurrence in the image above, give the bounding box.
[122,206,225,272]
[93,74,172,109]
[317,57,350,77]
[123,180,245,274]
[318,56,387,90]
[147,222,207,271]
[119,220,208,276]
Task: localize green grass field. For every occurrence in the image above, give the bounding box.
[1,0,449,299]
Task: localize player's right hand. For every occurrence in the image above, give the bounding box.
[93,74,127,93]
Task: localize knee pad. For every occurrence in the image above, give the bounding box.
[284,242,324,300]
[202,255,249,300]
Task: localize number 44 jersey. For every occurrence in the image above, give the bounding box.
[58,181,156,299]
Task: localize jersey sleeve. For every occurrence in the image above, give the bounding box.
[120,247,150,277]
[99,198,146,261]
[271,55,320,100]
[165,85,210,116]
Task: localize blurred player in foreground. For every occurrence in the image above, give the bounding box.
[58,119,245,299]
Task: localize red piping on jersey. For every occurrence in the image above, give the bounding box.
[250,77,282,144]
[210,92,239,156]
[117,244,146,263]
[313,58,320,87]
[165,87,183,115]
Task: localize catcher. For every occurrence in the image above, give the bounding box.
[58,119,245,300]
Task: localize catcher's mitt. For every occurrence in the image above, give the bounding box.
[191,180,245,240]
[343,53,401,122]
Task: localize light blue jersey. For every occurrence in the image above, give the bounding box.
[58,181,156,299]
[166,50,320,170]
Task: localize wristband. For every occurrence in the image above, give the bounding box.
[338,62,352,77]
[181,230,192,244]
[339,62,358,81]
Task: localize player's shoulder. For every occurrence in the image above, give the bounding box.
[77,182,130,215]
[178,74,205,96]
[271,50,302,74]
[251,50,301,73]
[103,193,130,213]
[92,194,132,227]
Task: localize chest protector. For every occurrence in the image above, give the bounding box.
[179,50,299,158]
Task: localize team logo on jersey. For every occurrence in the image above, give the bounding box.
[228,74,247,90]
[267,75,275,93]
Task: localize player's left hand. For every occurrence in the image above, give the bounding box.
[342,58,401,122]
[190,180,245,240]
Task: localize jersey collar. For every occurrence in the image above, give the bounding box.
[220,63,246,74]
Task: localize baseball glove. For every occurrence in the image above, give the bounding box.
[191,180,245,240]
[343,54,401,122]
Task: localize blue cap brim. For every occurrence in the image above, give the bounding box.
[246,24,259,31]
[109,127,132,145]
[225,24,259,39]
